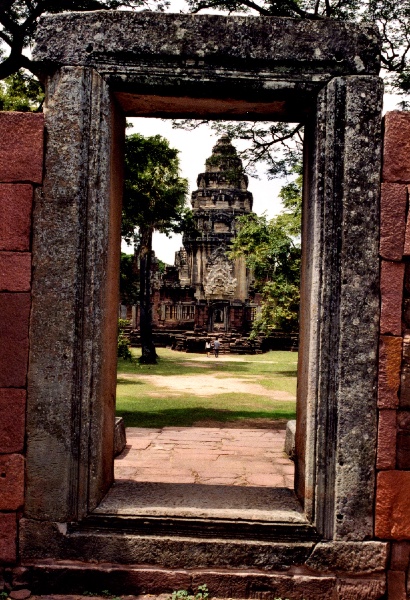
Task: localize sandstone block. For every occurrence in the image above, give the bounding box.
[378,335,402,408]
[387,570,406,600]
[380,261,405,335]
[0,184,32,251]
[390,541,410,570]
[0,252,31,291]
[376,409,397,469]
[376,471,410,539]
[336,577,386,600]
[305,542,388,573]
[381,183,407,260]
[383,112,410,183]
[9,590,31,600]
[0,512,17,563]
[0,453,25,510]
[0,388,26,453]
[0,113,43,184]
[400,364,410,408]
[397,410,410,469]
[0,293,30,387]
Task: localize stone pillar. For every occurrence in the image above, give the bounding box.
[26,66,125,521]
[296,75,383,540]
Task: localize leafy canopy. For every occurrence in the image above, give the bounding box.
[229,166,302,334]
[122,133,189,244]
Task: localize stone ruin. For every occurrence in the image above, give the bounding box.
[1,8,410,600]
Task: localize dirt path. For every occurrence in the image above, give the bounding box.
[120,373,295,400]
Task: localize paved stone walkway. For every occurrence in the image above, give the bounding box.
[115,427,294,488]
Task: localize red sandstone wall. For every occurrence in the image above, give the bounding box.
[2,109,410,598]
[376,111,410,598]
[0,112,44,565]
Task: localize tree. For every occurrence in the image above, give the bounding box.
[122,133,189,364]
[229,166,302,334]
[0,68,43,110]
[0,1,156,80]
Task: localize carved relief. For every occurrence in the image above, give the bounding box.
[204,246,237,299]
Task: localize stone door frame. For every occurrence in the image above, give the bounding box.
[24,12,382,545]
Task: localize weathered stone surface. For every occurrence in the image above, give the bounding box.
[305,542,388,574]
[114,417,126,457]
[0,113,43,184]
[378,335,402,408]
[0,388,26,453]
[9,590,31,600]
[380,261,404,335]
[0,184,32,251]
[387,570,406,600]
[0,252,31,291]
[34,12,381,78]
[20,518,315,568]
[390,541,410,570]
[400,333,410,407]
[383,112,410,183]
[284,420,296,460]
[0,513,16,563]
[397,410,410,469]
[0,293,30,388]
[26,67,123,522]
[380,183,407,260]
[336,578,386,600]
[376,471,410,539]
[377,409,397,469]
[0,454,25,510]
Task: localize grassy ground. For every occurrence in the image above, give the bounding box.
[116,348,297,428]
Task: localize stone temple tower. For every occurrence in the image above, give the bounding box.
[181,135,254,331]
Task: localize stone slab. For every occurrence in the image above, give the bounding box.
[0,388,26,453]
[114,417,126,457]
[380,183,407,260]
[284,420,296,460]
[380,261,404,336]
[93,480,307,522]
[383,112,410,183]
[33,12,381,79]
[376,471,410,539]
[0,184,33,251]
[387,570,407,600]
[0,251,31,291]
[397,410,410,469]
[0,113,43,184]
[0,453,25,510]
[0,512,17,563]
[376,409,397,469]
[305,542,388,574]
[0,292,30,387]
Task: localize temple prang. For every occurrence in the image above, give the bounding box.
[137,135,262,340]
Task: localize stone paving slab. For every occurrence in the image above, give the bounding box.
[115,427,294,488]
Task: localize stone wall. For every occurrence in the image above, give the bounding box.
[376,110,410,598]
[0,112,44,566]
[2,108,410,598]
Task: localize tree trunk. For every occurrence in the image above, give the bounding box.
[138,226,157,364]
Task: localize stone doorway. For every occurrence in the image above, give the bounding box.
[22,10,383,571]
[209,301,229,332]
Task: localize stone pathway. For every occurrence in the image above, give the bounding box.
[115,427,294,488]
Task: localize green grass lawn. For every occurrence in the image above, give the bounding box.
[116,348,298,428]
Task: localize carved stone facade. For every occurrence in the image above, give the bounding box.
[151,136,259,333]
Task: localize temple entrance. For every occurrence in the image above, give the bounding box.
[209,301,229,332]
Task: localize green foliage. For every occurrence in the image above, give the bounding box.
[117,318,133,361]
[171,585,209,600]
[122,133,189,243]
[120,252,139,305]
[229,167,302,333]
[0,69,44,111]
